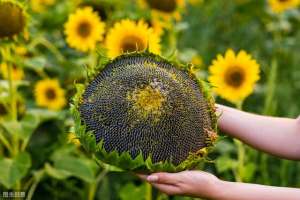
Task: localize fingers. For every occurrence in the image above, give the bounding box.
[146,172,180,185]
[136,174,147,181]
[136,172,180,184]
[151,183,182,195]
[136,173,184,195]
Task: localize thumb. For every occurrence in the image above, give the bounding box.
[147,172,179,185]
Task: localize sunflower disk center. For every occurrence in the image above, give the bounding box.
[225,67,245,88]
[77,21,92,38]
[45,88,57,100]
[127,84,166,120]
[121,36,146,53]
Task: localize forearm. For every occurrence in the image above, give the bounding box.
[212,180,300,200]
[216,104,300,160]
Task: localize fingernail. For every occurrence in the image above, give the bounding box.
[147,175,158,182]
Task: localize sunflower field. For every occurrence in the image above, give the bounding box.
[0,0,300,199]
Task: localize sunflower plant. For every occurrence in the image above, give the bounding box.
[208,49,260,106]
[34,79,66,111]
[64,6,106,52]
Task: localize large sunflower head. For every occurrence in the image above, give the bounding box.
[208,49,260,104]
[71,52,217,172]
[34,79,66,111]
[105,19,161,58]
[268,0,300,13]
[64,6,106,52]
[139,0,185,21]
[0,63,24,81]
[0,0,27,39]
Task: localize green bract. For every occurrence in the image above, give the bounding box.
[71,52,217,172]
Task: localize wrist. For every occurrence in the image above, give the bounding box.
[209,178,229,200]
[197,175,224,200]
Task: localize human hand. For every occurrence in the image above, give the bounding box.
[137,170,220,198]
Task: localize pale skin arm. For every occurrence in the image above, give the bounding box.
[138,104,300,199]
[217,104,300,160]
[138,171,300,200]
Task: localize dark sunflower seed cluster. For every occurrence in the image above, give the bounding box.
[79,54,214,165]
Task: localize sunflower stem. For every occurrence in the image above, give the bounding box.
[1,45,22,191]
[146,183,152,200]
[0,129,13,155]
[30,37,65,62]
[168,23,178,56]
[234,139,245,182]
[234,101,245,182]
[26,170,44,200]
[6,47,19,158]
[88,168,108,200]
[263,59,277,116]
[260,59,277,185]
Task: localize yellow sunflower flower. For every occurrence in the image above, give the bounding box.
[15,45,28,56]
[64,6,105,52]
[148,18,164,36]
[191,55,203,67]
[208,49,260,104]
[268,0,300,13]
[30,0,55,12]
[105,19,161,58]
[67,132,81,147]
[34,79,66,110]
[0,63,24,81]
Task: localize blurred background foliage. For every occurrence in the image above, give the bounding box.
[0,0,299,199]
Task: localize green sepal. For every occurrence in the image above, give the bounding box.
[92,134,210,172]
[81,131,96,153]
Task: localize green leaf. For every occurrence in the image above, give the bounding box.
[0,109,58,140]
[19,112,40,139]
[0,152,31,189]
[53,155,96,183]
[0,120,22,137]
[44,163,71,180]
[216,155,237,173]
[119,183,146,200]
[26,109,59,121]
[241,163,256,182]
[24,56,47,70]
[50,145,77,161]
[215,140,235,155]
